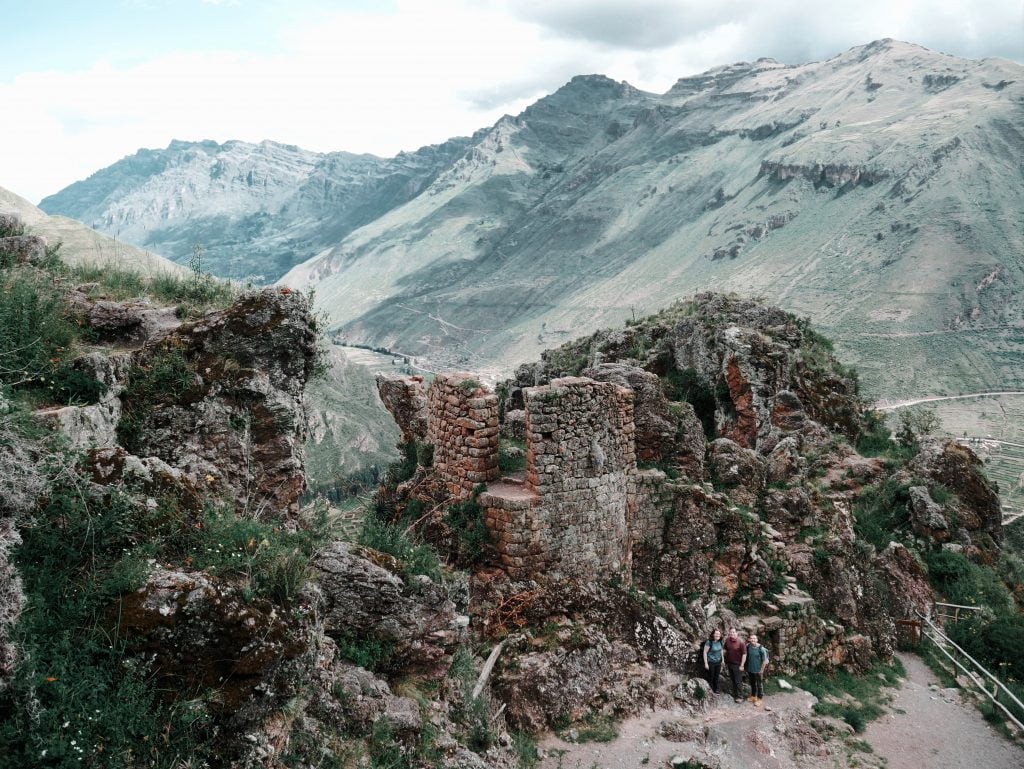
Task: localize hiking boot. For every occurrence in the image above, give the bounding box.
[747,696,757,702]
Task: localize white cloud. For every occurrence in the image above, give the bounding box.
[0,0,1020,203]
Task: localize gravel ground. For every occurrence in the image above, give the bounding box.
[861,653,1024,769]
[535,653,1024,769]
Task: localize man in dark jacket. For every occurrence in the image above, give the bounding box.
[723,627,746,702]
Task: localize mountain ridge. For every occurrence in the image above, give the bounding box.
[39,39,1024,401]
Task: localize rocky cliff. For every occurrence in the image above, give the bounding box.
[367,293,1011,743]
[2,250,1020,765]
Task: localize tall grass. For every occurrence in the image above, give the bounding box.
[65,263,236,313]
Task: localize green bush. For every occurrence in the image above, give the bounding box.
[946,614,1024,683]
[0,271,78,391]
[0,481,212,768]
[445,486,492,564]
[117,348,196,453]
[852,480,912,549]
[924,550,1013,611]
[358,512,443,583]
[335,633,397,673]
[661,367,716,438]
[43,364,108,405]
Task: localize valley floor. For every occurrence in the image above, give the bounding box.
[537,654,1024,769]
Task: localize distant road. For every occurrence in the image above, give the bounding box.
[875,391,1024,411]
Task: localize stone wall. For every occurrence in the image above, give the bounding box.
[426,373,500,500]
[483,377,635,579]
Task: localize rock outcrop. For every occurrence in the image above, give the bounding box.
[118,288,319,520]
[313,541,464,678]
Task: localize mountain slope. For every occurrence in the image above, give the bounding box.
[43,40,1024,400]
[0,185,185,276]
[40,137,473,282]
[281,40,1024,399]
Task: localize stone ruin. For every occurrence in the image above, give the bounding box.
[378,371,639,580]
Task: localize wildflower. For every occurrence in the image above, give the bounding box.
[46,677,57,682]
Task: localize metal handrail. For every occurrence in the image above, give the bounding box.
[917,611,1024,731]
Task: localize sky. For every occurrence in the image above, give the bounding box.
[1,0,1022,203]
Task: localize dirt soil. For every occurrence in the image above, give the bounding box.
[862,653,1024,769]
[536,653,1024,769]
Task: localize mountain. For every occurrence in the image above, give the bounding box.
[40,137,472,282]
[42,40,1024,401]
[0,184,184,275]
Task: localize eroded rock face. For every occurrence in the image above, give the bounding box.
[117,569,309,712]
[313,541,463,678]
[124,288,318,520]
[907,439,1002,558]
[66,293,182,346]
[709,438,766,504]
[488,579,689,730]
[376,374,428,445]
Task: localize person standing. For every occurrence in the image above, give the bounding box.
[745,633,770,704]
[702,628,724,694]
[723,627,746,702]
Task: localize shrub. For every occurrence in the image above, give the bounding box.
[895,407,941,449]
[416,441,434,468]
[117,348,196,453]
[946,614,1024,683]
[852,480,912,549]
[335,633,397,672]
[445,486,492,564]
[924,550,1013,612]
[0,480,212,767]
[43,364,108,405]
[0,270,78,391]
[358,512,443,583]
[661,367,716,438]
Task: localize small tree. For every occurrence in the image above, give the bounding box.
[896,407,941,448]
[190,243,204,284]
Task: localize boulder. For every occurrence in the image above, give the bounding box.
[117,569,308,713]
[123,288,317,520]
[875,542,932,619]
[766,436,803,484]
[908,440,1002,556]
[313,541,461,677]
[0,213,24,236]
[709,438,766,504]
[0,235,48,266]
[909,486,949,539]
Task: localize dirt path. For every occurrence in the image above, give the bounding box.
[537,690,818,769]
[862,653,1024,769]
[874,391,1024,411]
[535,655,1024,769]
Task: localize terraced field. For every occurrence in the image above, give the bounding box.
[887,395,1024,520]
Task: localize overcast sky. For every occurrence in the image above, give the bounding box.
[2,0,1022,203]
